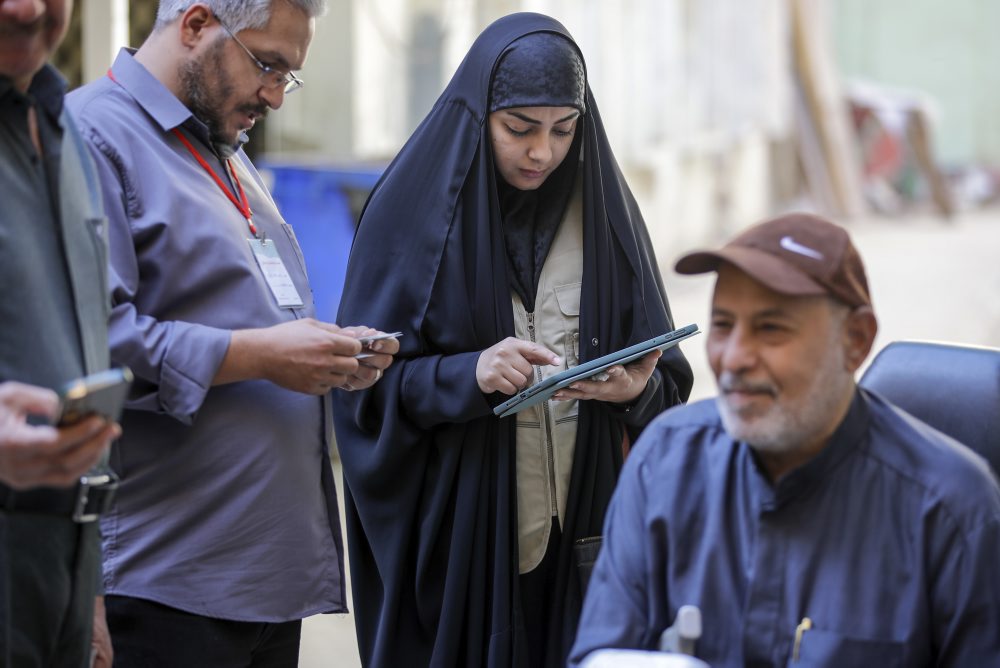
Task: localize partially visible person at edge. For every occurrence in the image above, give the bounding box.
[570,213,1000,667]
[333,12,694,668]
[0,0,121,665]
[66,0,398,665]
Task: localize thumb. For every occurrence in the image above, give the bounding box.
[631,349,662,373]
[0,382,60,421]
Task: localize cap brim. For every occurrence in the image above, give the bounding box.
[675,247,828,297]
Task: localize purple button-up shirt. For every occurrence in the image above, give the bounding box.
[66,49,346,621]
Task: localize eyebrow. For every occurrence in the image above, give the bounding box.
[257,50,293,70]
[507,110,580,125]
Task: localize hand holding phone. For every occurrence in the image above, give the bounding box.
[57,368,134,427]
[355,332,403,359]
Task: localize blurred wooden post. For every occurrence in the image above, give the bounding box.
[82,0,129,85]
[790,0,867,218]
[906,109,955,218]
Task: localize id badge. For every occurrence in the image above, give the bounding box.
[248,238,305,308]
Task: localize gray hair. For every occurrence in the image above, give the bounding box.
[155,0,326,33]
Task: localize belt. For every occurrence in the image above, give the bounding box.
[0,471,118,523]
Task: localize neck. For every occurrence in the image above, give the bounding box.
[134,32,187,103]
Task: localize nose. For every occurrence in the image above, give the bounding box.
[716,324,758,376]
[526,134,553,164]
[259,84,285,111]
[0,0,46,21]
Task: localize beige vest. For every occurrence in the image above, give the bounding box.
[512,184,584,573]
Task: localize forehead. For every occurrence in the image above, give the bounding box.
[237,2,314,69]
[712,264,829,317]
[492,106,579,123]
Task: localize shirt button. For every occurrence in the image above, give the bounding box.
[591,338,599,347]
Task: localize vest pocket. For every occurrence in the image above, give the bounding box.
[554,281,581,316]
[554,282,581,368]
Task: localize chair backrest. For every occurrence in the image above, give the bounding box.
[859,340,1000,476]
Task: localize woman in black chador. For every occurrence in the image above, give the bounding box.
[334,13,693,668]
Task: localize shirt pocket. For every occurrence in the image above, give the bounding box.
[790,628,905,667]
[554,281,581,368]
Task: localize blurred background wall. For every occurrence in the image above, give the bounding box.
[59,1,1000,252]
[835,0,1000,167]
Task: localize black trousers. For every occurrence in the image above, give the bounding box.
[105,596,302,668]
[0,511,101,667]
[519,520,562,668]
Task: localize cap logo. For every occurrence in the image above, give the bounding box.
[779,235,824,261]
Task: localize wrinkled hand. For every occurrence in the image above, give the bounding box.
[476,337,561,395]
[91,596,113,668]
[552,349,660,404]
[0,382,120,490]
[337,326,400,391]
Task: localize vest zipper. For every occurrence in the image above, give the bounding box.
[526,311,559,517]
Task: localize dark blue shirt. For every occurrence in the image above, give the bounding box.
[571,390,1000,666]
[0,65,109,389]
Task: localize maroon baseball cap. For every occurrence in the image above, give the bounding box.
[674,213,872,307]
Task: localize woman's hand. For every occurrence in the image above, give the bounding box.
[552,350,661,404]
[338,326,401,391]
[477,338,560,395]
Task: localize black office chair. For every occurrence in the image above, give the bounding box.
[859,340,1000,476]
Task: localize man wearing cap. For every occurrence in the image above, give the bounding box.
[570,213,1000,666]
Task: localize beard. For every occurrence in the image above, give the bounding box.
[716,331,854,456]
[179,37,268,154]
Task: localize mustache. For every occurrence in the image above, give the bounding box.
[0,15,48,38]
[238,103,269,120]
[718,373,776,396]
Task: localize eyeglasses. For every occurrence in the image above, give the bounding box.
[217,17,304,95]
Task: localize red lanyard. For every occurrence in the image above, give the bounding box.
[107,67,258,238]
[171,128,258,238]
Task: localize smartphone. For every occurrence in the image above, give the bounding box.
[355,332,403,359]
[356,331,403,346]
[56,367,134,427]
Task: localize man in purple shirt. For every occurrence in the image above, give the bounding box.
[66,1,398,664]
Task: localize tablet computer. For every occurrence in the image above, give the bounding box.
[493,323,700,418]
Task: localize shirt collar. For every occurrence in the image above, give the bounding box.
[747,388,869,511]
[108,48,248,156]
[0,64,67,122]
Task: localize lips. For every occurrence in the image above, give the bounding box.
[236,105,268,131]
[519,168,546,179]
[719,374,776,409]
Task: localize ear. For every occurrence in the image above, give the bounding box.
[178,3,214,50]
[842,305,878,373]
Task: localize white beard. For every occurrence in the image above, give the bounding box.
[716,337,853,456]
